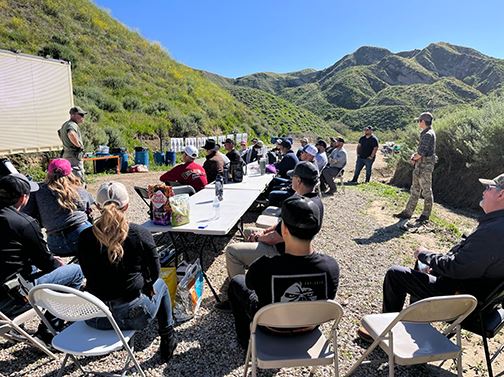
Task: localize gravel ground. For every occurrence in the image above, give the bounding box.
[1,166,502,376]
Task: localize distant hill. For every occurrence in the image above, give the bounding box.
[207,42,504,131]
[0,0,334,151]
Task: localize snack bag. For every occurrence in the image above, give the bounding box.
[148,184,174,225]
[170,194,190,226]
[160,267,177,306]
[173,260,204,323]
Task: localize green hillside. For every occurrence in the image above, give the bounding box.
[229,86,334,137]
[0,0,333,150]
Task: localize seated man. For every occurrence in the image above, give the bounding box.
[315,140,328,172]
[0,173,83,340]
[320,137,347,195]
[273,140,298,179]
[159,145,208,192]
[201,139,226,183]
[358,172,504,340]
[228,196,340,347]
[217,162,323,311]
[268,160,317,207]
[224,138,243,164]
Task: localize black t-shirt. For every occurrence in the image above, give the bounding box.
[274,192,324,254]
[246,253,340,309]
[226,149,242,164]
[358,135,379,159]
[77,223,159,302]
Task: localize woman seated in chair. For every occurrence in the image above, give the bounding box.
[28,158,94,256]
[77,182,177,361]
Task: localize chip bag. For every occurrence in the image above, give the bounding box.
[148,184,174,225]
[170,194,190,226]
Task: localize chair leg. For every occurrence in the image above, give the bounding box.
[243,340,251,377]
[388,331,394,377]
[6,320,57,359]
[56,354,70,377]
[333,329,339,377]
[482,335,493,377]
[456,326,463,377]
[344,336,381,376]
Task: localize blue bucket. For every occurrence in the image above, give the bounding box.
[134,148,149,167]
[154,151,165,165]
[165,151,176,166]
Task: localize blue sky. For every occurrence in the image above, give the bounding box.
[93,0,504,78]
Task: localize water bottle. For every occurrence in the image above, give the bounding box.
[212,196,220,219]
[215,174,224,201]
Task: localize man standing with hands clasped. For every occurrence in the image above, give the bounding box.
[349,126,379,184]
[394,112,437,223]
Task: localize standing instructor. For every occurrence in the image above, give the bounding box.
[394,112,437,223]
[58,106,86,181]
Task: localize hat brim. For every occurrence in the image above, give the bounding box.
[479,178,495,186]
[12,173,39,192]
[287,169,294,177]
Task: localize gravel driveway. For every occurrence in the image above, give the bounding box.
[1,163,500,376]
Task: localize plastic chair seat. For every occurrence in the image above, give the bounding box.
[261,206,281,217]
[255,215,280,229]
[362,313,460,365]
[255,327,333,368]
[52,321,136,356]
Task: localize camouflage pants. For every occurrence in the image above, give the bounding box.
[404,160,434,217]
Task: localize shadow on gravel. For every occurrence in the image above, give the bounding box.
[353,222,407,245]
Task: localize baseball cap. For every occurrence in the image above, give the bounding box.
[479,173,504,190]
[276,139,283,145]
[70,106,87,116]
[316,140,327,149]
[48,158,72,177]
[415,112,434,123]
[300,137,309,143]
[0,173,39,197]
[183,145,198,159]
[281,196,321,239]
[202,139,217,150]
[287,161,319,180]
[364,126,374,131]
[240,140,247,146]
[280,140,292,149]
[254,140,264,148]
[302,144,317,157]
[224,138,234,144]
[96,181,129,208]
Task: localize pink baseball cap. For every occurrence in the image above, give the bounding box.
[48,159,72,177]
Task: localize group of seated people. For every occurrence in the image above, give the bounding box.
[0,159,177,361]
[1,142,504,370]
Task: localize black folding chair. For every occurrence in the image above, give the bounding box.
[462,281,504,377]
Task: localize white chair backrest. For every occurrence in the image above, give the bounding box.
[252,300,343,331]
[29,284,111,322]
[398,295,477,323]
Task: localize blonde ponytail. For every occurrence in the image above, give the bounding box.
[93,203,129,263]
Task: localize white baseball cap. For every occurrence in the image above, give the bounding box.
[302,144,318,157]
[184,145,198,159]
[96,181,129,209]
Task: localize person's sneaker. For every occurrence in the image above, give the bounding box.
[393,211,412,220]
[357,325,373,343]
[416,215,429,223]
[346,180,358,185]
[214,300,232,313]
[322,190,336,196]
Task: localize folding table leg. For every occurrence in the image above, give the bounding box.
[198,236,221,302]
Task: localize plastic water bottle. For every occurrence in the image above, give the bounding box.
[215,174,224,201]
[212,196,220,219]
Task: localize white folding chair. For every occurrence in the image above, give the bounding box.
[346,295,477,377]
[29,284,145,377]
[255,214,280,229]
[244,300,344,377]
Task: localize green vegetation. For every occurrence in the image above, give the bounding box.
[229,86,334,138]
[391,99,504,209]
[0,0,271,150]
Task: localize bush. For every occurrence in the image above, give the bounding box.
[391,99,504,209]
[123,96,141,111]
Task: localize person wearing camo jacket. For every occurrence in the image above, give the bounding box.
[394,112,437,223]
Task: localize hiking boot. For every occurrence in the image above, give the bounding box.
[322,190,336,196]
[214,300,232,313]
[357,325,373,343]
[346,180,358,185]
[416,215,429,223]
[393,211,412,220]
[159,326,177,361]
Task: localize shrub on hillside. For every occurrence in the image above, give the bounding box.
[390,99,504,209]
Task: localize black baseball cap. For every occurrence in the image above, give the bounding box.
[287,161,319,180]
[280,139,292,149]
[70,106,87,116]
[316,140,327,149]
[281,196,321,240]
[0,173,39,203]
[224,138,234,144]
[364,126,374,131]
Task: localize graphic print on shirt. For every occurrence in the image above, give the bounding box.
[271,273,328,303]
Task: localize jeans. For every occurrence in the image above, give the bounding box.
[228,275,259,347]
[35,264,84,289]
[86,278,173,335]
[382,265,458,313]
[352,157,374,183]
[47,221,92,257]
[320,166,343,192]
